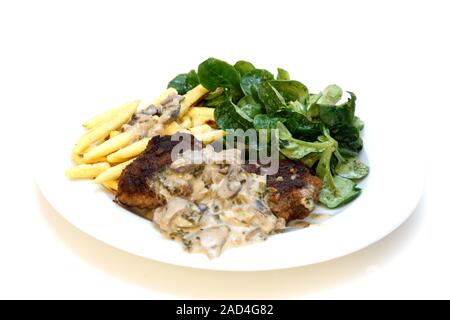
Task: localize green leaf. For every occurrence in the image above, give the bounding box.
[198,58,241,91]
[281,111,322,141]
[276,68,290,80]
[269,80,309,103]
[203,88,233,107]
[301,152,321,168]
[335,157,369,179]
[236,95,263,121]
[319,175,362,208]
[313,136,363,208]
[167,70,199,95]
[353,116,365,131]
[308,93,321,106]
[240,69,274,97]
[277,122,332,160]
[234,60,255,76]
[317,84,343,105]
[286,100,308,115]
[253,114,285,142]
[315,143,335,181]
[306,94,321,118]
[257,82,286,114]
[318,92,356,127]
[330,124,363,154]
[214,98,253,131]
[254,114,284,130]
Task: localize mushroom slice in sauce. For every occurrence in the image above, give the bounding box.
[149,146,286,258]
[191,226,230,258]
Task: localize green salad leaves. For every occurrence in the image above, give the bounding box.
[166,57,369,208]
[167,70,199,95]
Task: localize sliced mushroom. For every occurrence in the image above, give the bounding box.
[194,226,230,258]
[245,228,268,242]
[160,174,192,196]
[215,177,242,199]
[142,104,158,115]
[170,208,202,229]
[153,197,198,231]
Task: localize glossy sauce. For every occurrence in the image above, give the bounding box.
[151,146,285,258]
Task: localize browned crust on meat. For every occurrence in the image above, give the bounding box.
[118,136,322,221]
[116,134,199,209]
[244,160,322,221]
[267,160,322,220]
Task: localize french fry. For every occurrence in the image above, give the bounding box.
[74,100,139,154]
[65,163,111,179]
[186,107,215,119]
[187,107,215,127]
[72,144,108,164]
[102,180,119,193]
[194,130,225,144]
[179,116,192,129]
[109,130,120,138]
[189,124,212,135]
[83,131,134,162]
[94,159,135,184]
[106,138,150,163]
[179,85,209,118]
[152,88,178,106]
[82,99,138,129]
[71,152,107,165]
[192,116,215,127]
[137,88,178,112]
[83,107,119,129]
[163,121,182,136]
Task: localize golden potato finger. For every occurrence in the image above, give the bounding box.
[102,180,119,193]
[71,152,84,165]
[187,107,215,127]
[163,121,182,136]
[94,159,135,184]
[72,144,108,164]
[71,152,107,165]
[189,124,212,135]
[186,107,215,119]
[179,116,192,129]
[65,163,111,179]
[109,130,120,138]
[192,116,215,127]
[83,107,119,129]
[106,138,150,163]
[83,101,135,129]
[194,130,225,144]
[179,85,209,118]
[153,88,178,106]
[83,132,134,161]
[74,100,139,154]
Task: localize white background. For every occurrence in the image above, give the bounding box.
[0,0,448,299]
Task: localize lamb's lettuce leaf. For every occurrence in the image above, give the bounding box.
[335,157,369,179]
[167,70,199,95]
[234,60,255,76]
[236,95,263,121]
[198,58,241,92]
[240,69,274,97]
[269,80,309,103]
[276,68,290,80]
[214,98,253,131]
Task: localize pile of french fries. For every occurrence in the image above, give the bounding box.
[66,85,225,194]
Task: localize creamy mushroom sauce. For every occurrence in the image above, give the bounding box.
[122,93,183,140]
[151,146,285,258]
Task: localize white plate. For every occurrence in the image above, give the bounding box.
[35,80,423,272]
